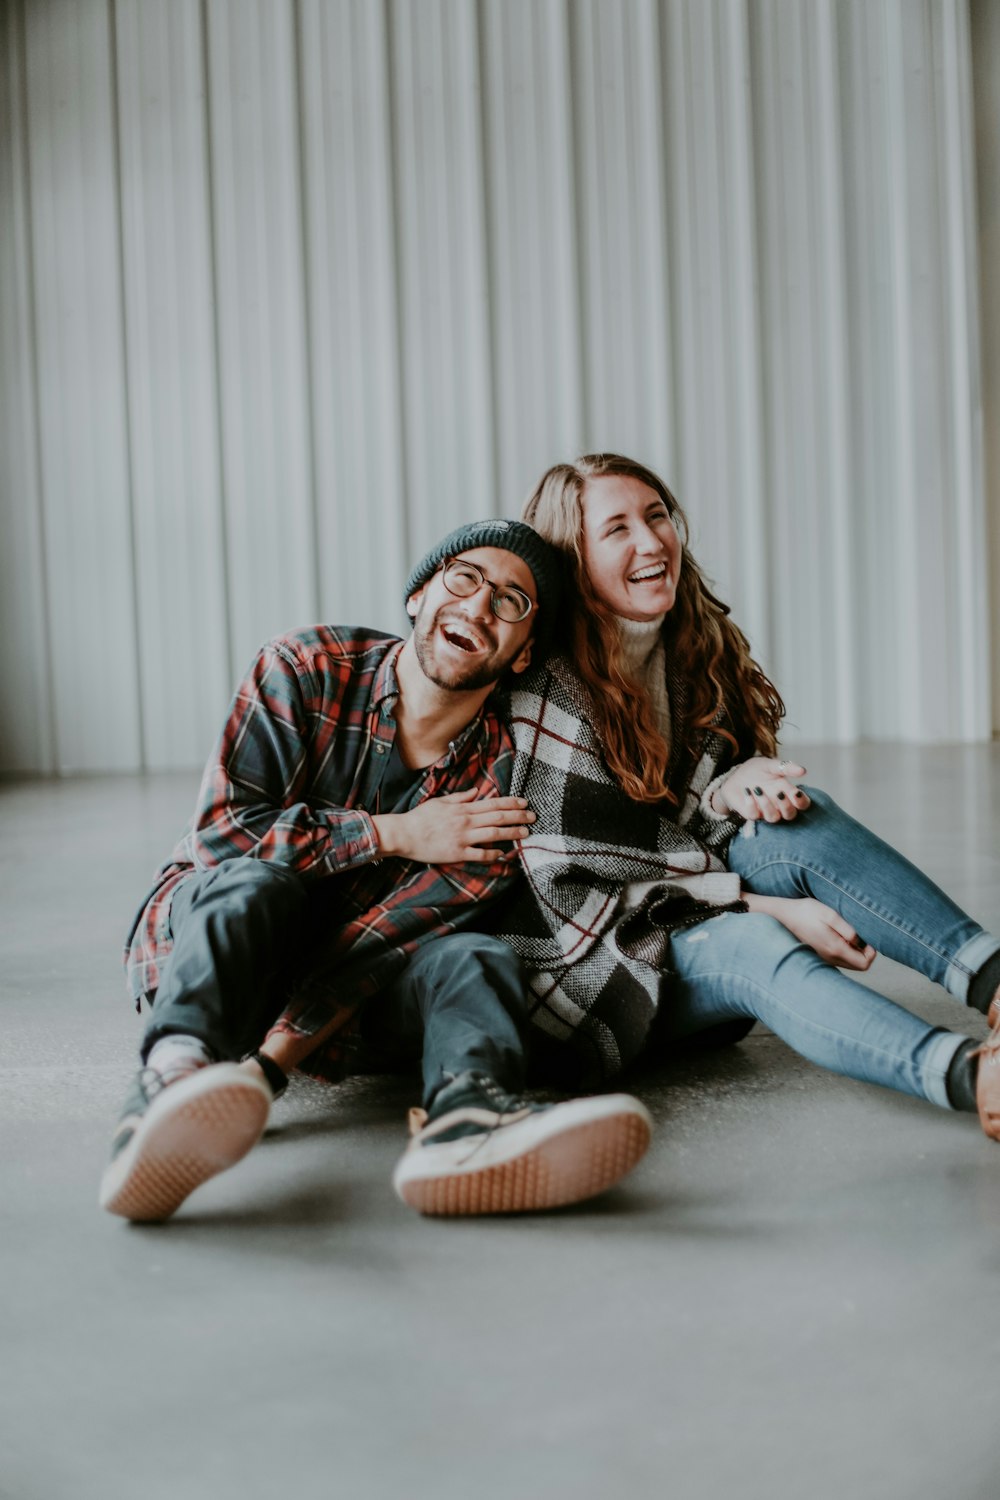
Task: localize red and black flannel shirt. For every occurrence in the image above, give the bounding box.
[125,627,516,1080]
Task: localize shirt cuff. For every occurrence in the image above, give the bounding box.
[699,769,744,825]
[318,808,382,872]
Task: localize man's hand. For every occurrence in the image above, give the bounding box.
[371,790,536,865]
[718,756,810,823]
[744,892,876,970]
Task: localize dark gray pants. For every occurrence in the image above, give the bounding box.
[141,860,529,1106]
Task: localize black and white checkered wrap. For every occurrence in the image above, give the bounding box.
[495,656,747,1085]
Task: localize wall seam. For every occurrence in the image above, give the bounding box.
[475,0,502,514]
[108,0,148,771]
[384,0,412,565]
[292,0,322,621]
[17,0,58,774]
[200,0,235,687]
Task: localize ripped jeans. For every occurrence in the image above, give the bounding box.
[657,788,1000,1107]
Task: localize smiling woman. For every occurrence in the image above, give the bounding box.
[492,453,1000,1147]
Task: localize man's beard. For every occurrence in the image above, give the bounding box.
[412,604,521,691]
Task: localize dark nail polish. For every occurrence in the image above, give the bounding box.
[754,786,763,795]
[744,787,753,797]
[777,791,786,801]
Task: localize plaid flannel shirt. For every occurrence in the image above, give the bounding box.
[125,627,516,1079]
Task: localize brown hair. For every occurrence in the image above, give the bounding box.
[522,453,784,804]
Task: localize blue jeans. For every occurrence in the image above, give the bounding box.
[142,861,529,1107]
[658,788,1000,1107]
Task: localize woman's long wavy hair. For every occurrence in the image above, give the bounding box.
[522,454,784,805]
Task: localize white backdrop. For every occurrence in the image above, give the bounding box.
[0,0,992,772]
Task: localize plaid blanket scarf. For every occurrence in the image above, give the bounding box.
[496,655,749,1084]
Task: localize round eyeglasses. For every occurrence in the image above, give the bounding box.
[440,558,536,624]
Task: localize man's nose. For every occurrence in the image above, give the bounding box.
[460,582,495,620]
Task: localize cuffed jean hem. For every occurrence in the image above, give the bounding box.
[944,932,1000,1004]
[923,1029,970,1110]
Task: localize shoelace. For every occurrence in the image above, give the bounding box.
[135,1061,203,1105]
[413,1080,540,1165]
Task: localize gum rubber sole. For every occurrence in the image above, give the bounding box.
[977,1049,1000,1140]
[99,1065,271,1223]
[394,1097,652,1216]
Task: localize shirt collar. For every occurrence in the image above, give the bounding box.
[369,640,494,762]
[370,640,405,712]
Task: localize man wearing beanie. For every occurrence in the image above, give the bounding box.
[101,519,651,1224]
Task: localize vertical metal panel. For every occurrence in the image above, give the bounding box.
[480,0,584,507]
[939,0,990,740]
[0,0,54,773]
[205,0,315,674]
[571,0,674,471]
[389,0,495,554]
[114,0,231,769]
[297,0,408,628]
[660,0,769,663]
[884,0,942,741]
[23,0,141,772]
[836,0,987,744]
[750,0,858,742]
[838,0,901,738]
[970,0,1000,736]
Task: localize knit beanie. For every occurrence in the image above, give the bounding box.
[404,518,564,656]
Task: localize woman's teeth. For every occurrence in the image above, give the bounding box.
[628,564,667,583]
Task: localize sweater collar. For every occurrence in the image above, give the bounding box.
[615,614,666,678]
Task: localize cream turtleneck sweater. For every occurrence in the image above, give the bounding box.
[616,613,671,758]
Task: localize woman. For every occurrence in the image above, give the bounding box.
[498,453,1000,1135]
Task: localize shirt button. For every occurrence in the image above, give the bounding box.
[375,744,386,754]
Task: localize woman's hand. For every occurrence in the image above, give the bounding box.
[744,892,876,971]
[717,756,810,823]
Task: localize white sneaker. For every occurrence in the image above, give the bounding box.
[99,1063,272,1222]
[392,1072,652,1216]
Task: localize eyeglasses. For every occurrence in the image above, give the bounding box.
[440,558,536,624]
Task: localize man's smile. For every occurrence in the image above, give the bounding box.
[437,615,491,655]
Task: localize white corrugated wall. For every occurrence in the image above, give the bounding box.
[0,0,994,772]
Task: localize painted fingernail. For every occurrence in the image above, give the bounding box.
[754,786,763,795]
[777,791,786,801]
[744,787,753,797]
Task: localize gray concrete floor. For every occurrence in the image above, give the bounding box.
[2,745,1000,1500]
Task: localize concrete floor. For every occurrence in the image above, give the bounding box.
[2,745,1000,1500]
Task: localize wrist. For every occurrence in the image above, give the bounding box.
[371,812,403,858]
[710,785,731,816]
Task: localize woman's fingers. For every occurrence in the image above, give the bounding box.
[830,935,876,971]
[824,911,876,969]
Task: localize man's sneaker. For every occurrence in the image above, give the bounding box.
[973,990,1000,1140]
[392,1071,652,1216]
[99,1063,272,1222]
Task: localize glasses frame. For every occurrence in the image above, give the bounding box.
[439,557,536,624]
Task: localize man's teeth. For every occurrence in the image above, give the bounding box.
[628,564,667,583]
[442,625,481,652]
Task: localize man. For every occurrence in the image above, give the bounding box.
[100,519,652,1223]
